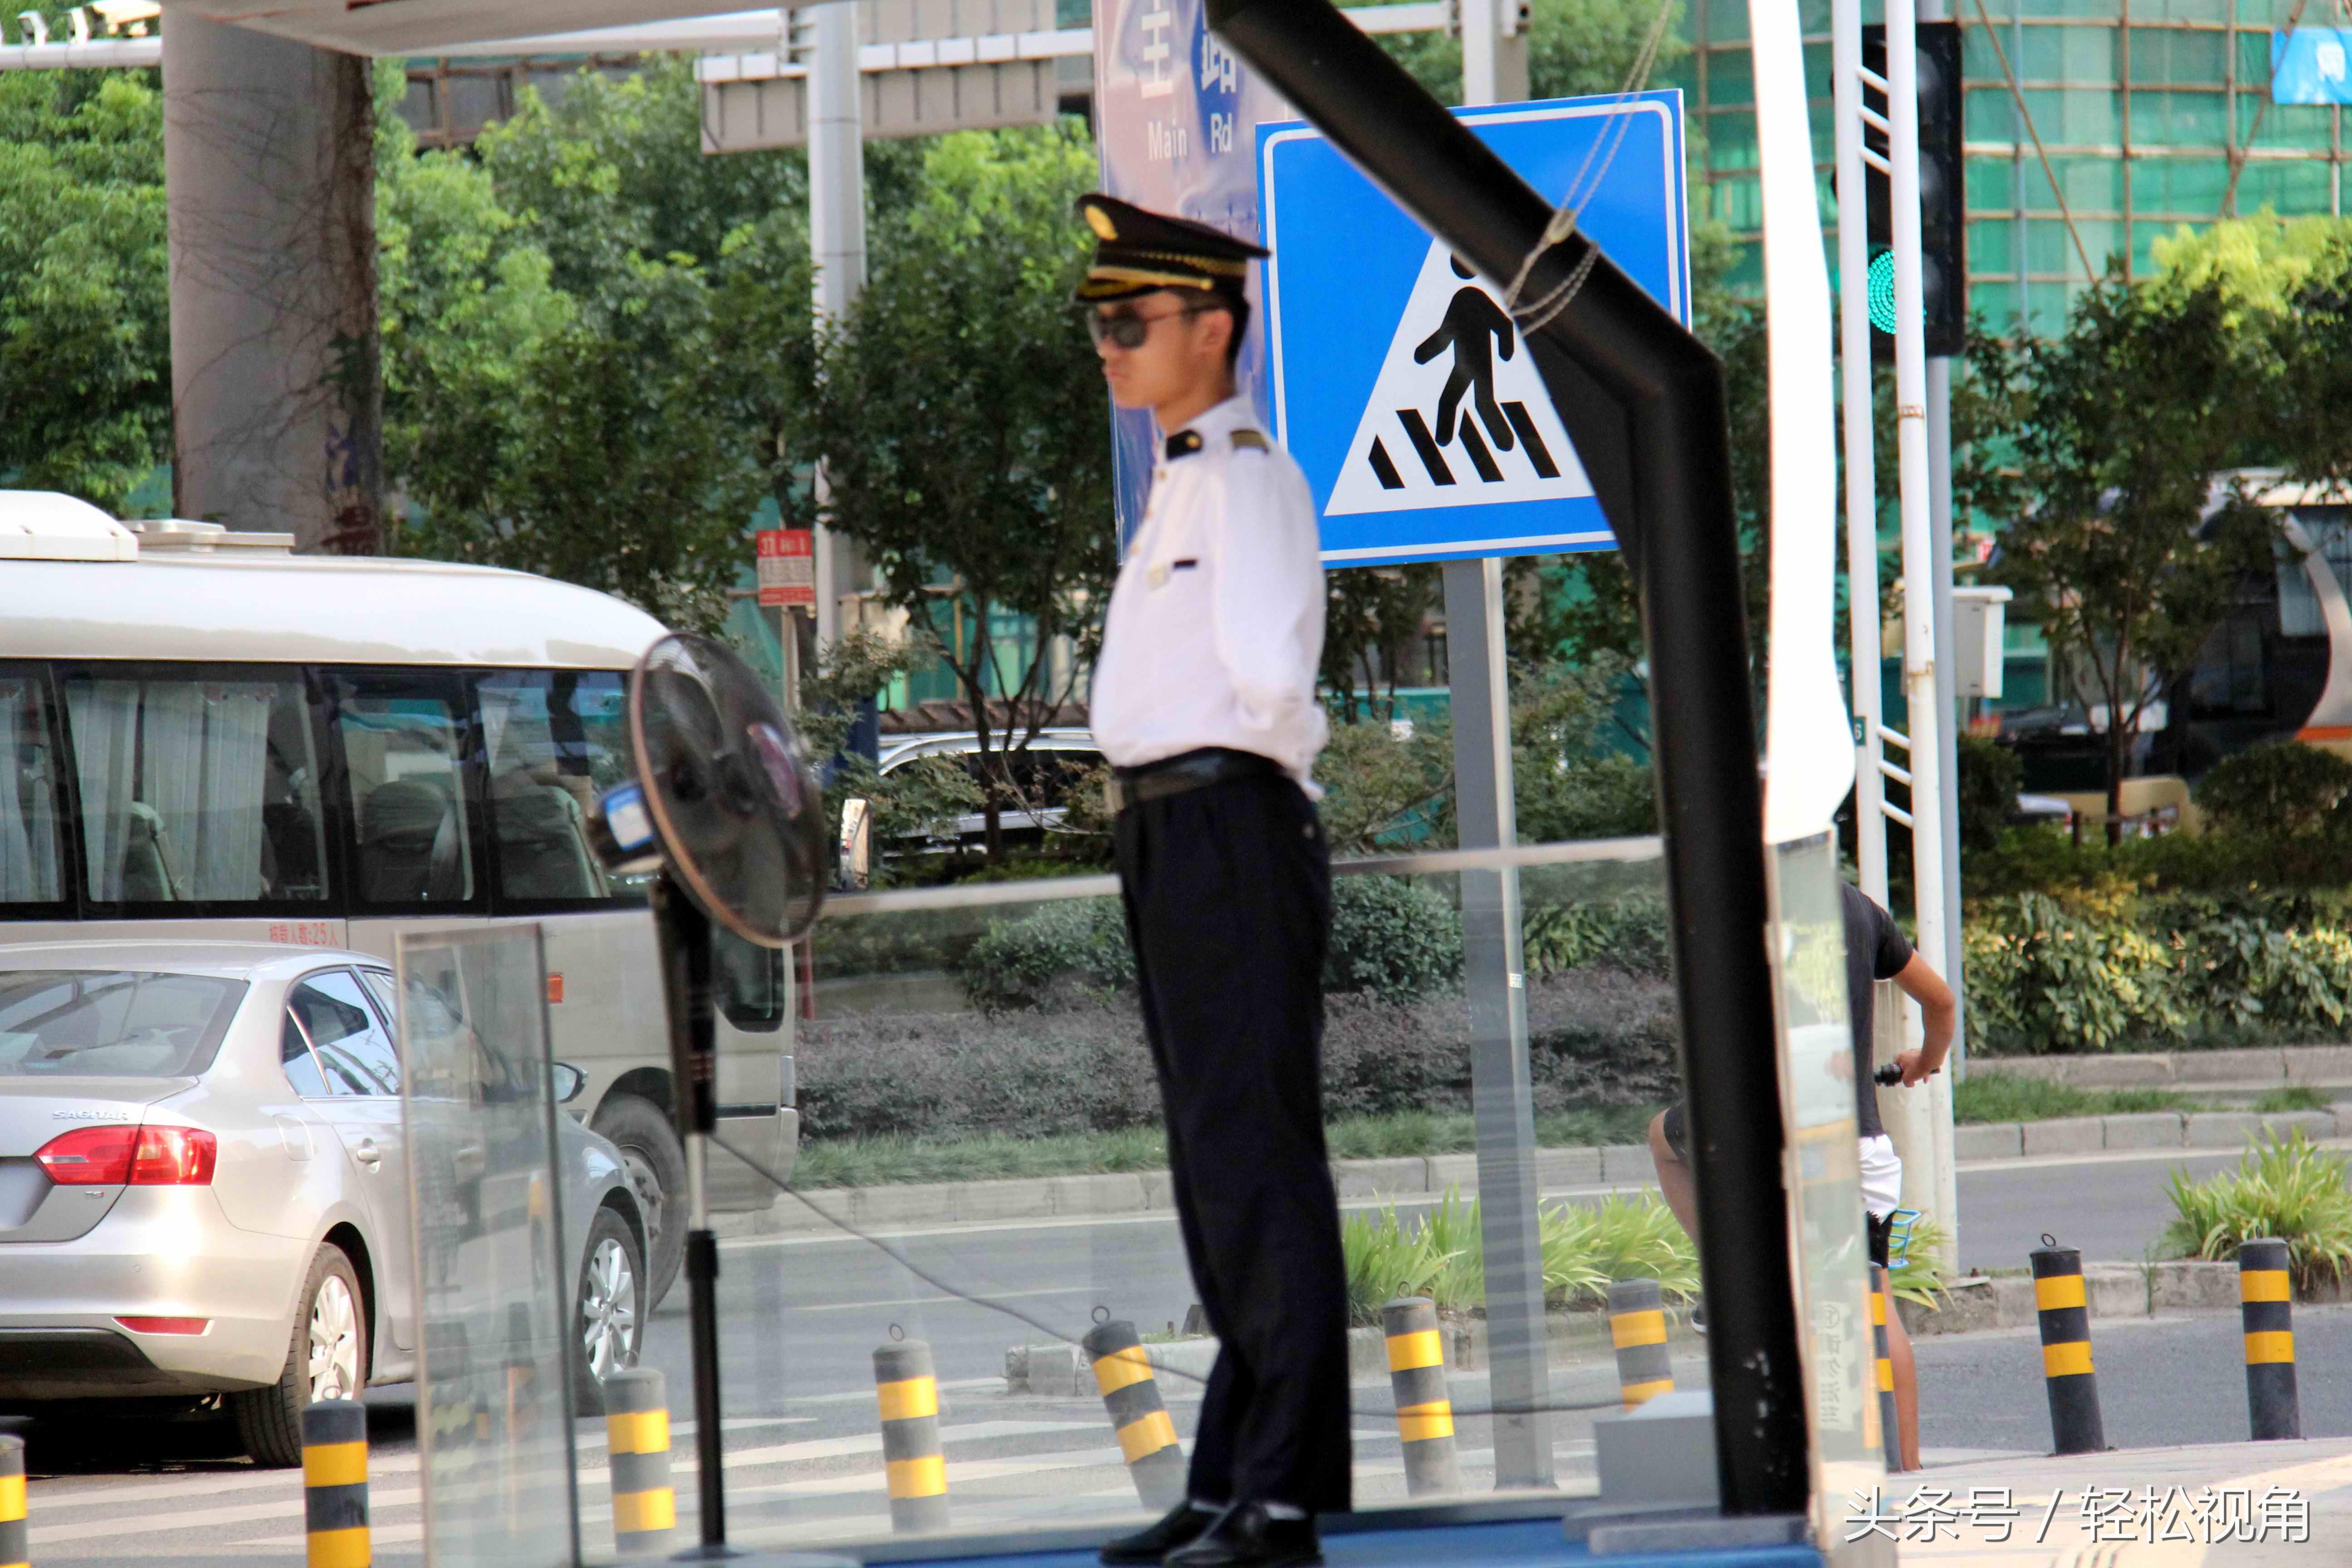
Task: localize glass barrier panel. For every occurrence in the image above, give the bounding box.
[398,923,580,1568]
[603,840,1697,1557]
[1766,832,1884,1549]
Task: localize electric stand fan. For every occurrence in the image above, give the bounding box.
[589,633,827,1557]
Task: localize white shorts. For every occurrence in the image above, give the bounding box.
[1859,1134,1903,1219]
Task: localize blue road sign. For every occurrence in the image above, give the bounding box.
[1256,91,1690,568]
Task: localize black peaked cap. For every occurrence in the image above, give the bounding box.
[1074,192,1268,304]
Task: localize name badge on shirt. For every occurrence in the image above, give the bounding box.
[1148,558,1198,589]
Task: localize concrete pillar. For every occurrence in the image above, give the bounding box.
[808,0,867,650]
[164,15,382,553]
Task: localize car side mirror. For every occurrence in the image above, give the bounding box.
[550,1062,587,1104]
[837,797,872,892]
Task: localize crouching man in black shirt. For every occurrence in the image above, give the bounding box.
[1647,881,1955,1471]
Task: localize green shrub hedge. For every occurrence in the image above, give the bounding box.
[794,965,1681,1142]
[1967,890,2352,1054]
[953,878,1468,1011]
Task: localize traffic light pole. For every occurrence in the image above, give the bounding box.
[1920,0,1970,1086]
[1836,0,1961,1272]
[1888,0,1962,1271]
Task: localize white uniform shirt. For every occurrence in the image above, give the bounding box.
[1090,393,1330,791]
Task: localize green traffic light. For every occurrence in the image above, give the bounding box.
[1867,248,1898,334]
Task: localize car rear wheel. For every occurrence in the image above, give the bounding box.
[233,1243,367,1468]
[590,1094,684,1310]
[574,1205,645,1411]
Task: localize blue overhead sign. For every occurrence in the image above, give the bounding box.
[2273,28,2352,104]
[1256,91,1690,568]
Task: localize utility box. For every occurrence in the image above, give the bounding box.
[1953,585,2012,700]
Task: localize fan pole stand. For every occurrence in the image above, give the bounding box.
[650,875,733,1554]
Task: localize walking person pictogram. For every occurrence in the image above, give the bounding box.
[1412,257,1517,453]
[1323,238,1591,515]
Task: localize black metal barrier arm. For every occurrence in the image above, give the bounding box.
[1204,0,1808,1518]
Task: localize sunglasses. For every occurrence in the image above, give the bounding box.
[1086,300,1217,350]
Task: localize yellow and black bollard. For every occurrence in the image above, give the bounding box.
[1381,1298,1460,1496]
[1082,1319,1186,1511]
[1607,1279,1673,1411]
[302,1399,370,1568]
[1870,1268,1900,1471]
[875,1337,949,1533]
[2239,1237,2301,1441]
[2030,1236,2104,1455]
[0,1432,25,1568]
[603,1367,678,1553]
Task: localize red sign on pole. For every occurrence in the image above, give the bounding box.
[756,529,816,609]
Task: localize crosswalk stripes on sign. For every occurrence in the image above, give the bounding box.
[1323,239,1594,519]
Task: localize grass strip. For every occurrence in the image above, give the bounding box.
[789,1104,1661,1189]
[1953,1074,2201,1125]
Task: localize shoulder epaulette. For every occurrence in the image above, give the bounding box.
[1231,429,1271,453]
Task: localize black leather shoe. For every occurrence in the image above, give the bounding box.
[1162,1503,1322,1568]
[1100,1504,1219,1566]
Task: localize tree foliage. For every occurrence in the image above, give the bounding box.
[375,59,804,629]
[0,67,169,513]
[1988,274,2276,832]
[809,123,1115,860]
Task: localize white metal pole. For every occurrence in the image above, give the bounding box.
[1460,0,1529,107]
[1833,0,1886,908]
[1889,0,1958,1269]
[809,0,866,653]
[1450,2,1547,1489]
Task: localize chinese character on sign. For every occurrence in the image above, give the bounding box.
[1137,0,1175,98]
[756,529,816,609]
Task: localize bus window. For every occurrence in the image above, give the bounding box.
[476,672,630,906]
[59,670,329,907]
[330,676,479,908]
[0,668,64,907]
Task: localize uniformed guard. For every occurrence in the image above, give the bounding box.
[1075,193,1346,1568]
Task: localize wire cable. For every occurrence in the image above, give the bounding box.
[709,1129,1633,1423]
[1499,0,1683,337]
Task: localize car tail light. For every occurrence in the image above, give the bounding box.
[115,1317,209,1335]
[34,1124,216,1186]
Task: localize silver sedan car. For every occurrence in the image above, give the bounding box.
[0,941,647,1464]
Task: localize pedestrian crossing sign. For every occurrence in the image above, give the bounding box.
[1256,91,1689,567]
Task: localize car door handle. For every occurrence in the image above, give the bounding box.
[354,1138,382,1167]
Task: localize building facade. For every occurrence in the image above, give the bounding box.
[1669,0,2348,335]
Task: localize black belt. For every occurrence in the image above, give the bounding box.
[1107,748,1284,814]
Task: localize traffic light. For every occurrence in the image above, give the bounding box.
[1862,20,1965,358]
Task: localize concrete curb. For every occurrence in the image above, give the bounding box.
[1899,1259,2352,1337]
[1005,1305,1705,1395]
[1970,1043,2352,1099]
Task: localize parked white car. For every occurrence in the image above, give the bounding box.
[0,941,646,1464]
